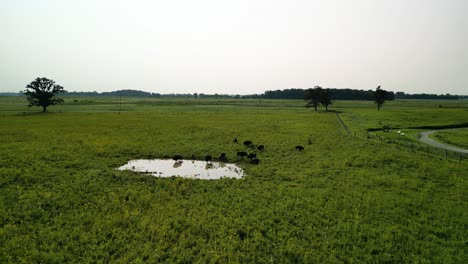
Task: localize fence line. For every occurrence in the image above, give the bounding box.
[336,112,351,135]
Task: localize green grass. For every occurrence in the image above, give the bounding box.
[337,99,468,132]
[1,97,467,263]
[337,99,468,149]
[429,128,468,149]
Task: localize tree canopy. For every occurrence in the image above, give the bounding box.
[320,89,332,111]
[374,85,387,111]
[304,86,323,111]
[304,86,333,111]
[23,77,66,112]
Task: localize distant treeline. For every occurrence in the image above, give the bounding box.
[251,88,466,100]
[256,88,396,100]
[63,90,241,99]
[63,90,159,97]
[394,92,462,100]
[3,89,466,100]
[64,88,394,100]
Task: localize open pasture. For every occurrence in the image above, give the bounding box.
[338,99,468,148]
[1,97,467,263]
[430,128,468,150]
[338,99,468,131]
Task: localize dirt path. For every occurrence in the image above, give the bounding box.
[419,128,468,154]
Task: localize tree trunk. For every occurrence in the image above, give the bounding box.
[325,105,328,111]
[314,104,317,111]
[377,104,381,111]
[42,106,47,112]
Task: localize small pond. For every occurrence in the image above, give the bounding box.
[118,159,244,180]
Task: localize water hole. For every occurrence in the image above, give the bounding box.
[118,159,244,180]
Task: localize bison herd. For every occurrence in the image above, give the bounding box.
[172,138,306,166]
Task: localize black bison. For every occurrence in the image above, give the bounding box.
[257,145,265,151]
[243,140,253,147]
[219,153,227,162]
[237,151,248,158]
[247,153,257,160]
[295,146,304,151]
[250,158,260,165]
[172,155,183,161]
[205,155,212,162]
[233,138,238,144]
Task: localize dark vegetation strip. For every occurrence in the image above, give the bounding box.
[408,123,468,129]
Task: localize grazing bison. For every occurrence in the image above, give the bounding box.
[233,138,239,144]
[257,144,265,151]
[250,158,260,165]
[247,153,257,160]
[237,151,248,158]
[173,155,183,161]
[295,146,304,151]
[205,155,212,162]
[219,153,227,162]
[243,140,253,147]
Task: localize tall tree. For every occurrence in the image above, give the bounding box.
[304,86,323,111]
[23,77,66,112]
[320,89,332,111]
[374,85,387,111]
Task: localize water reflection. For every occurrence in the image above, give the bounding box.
[118,159,244,180]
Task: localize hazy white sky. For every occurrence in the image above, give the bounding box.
[1,0,467,94]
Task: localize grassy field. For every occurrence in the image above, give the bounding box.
[1,97,467,263]
[338,99,468,146]
[430,128,468,149]
[338,99,468,130]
